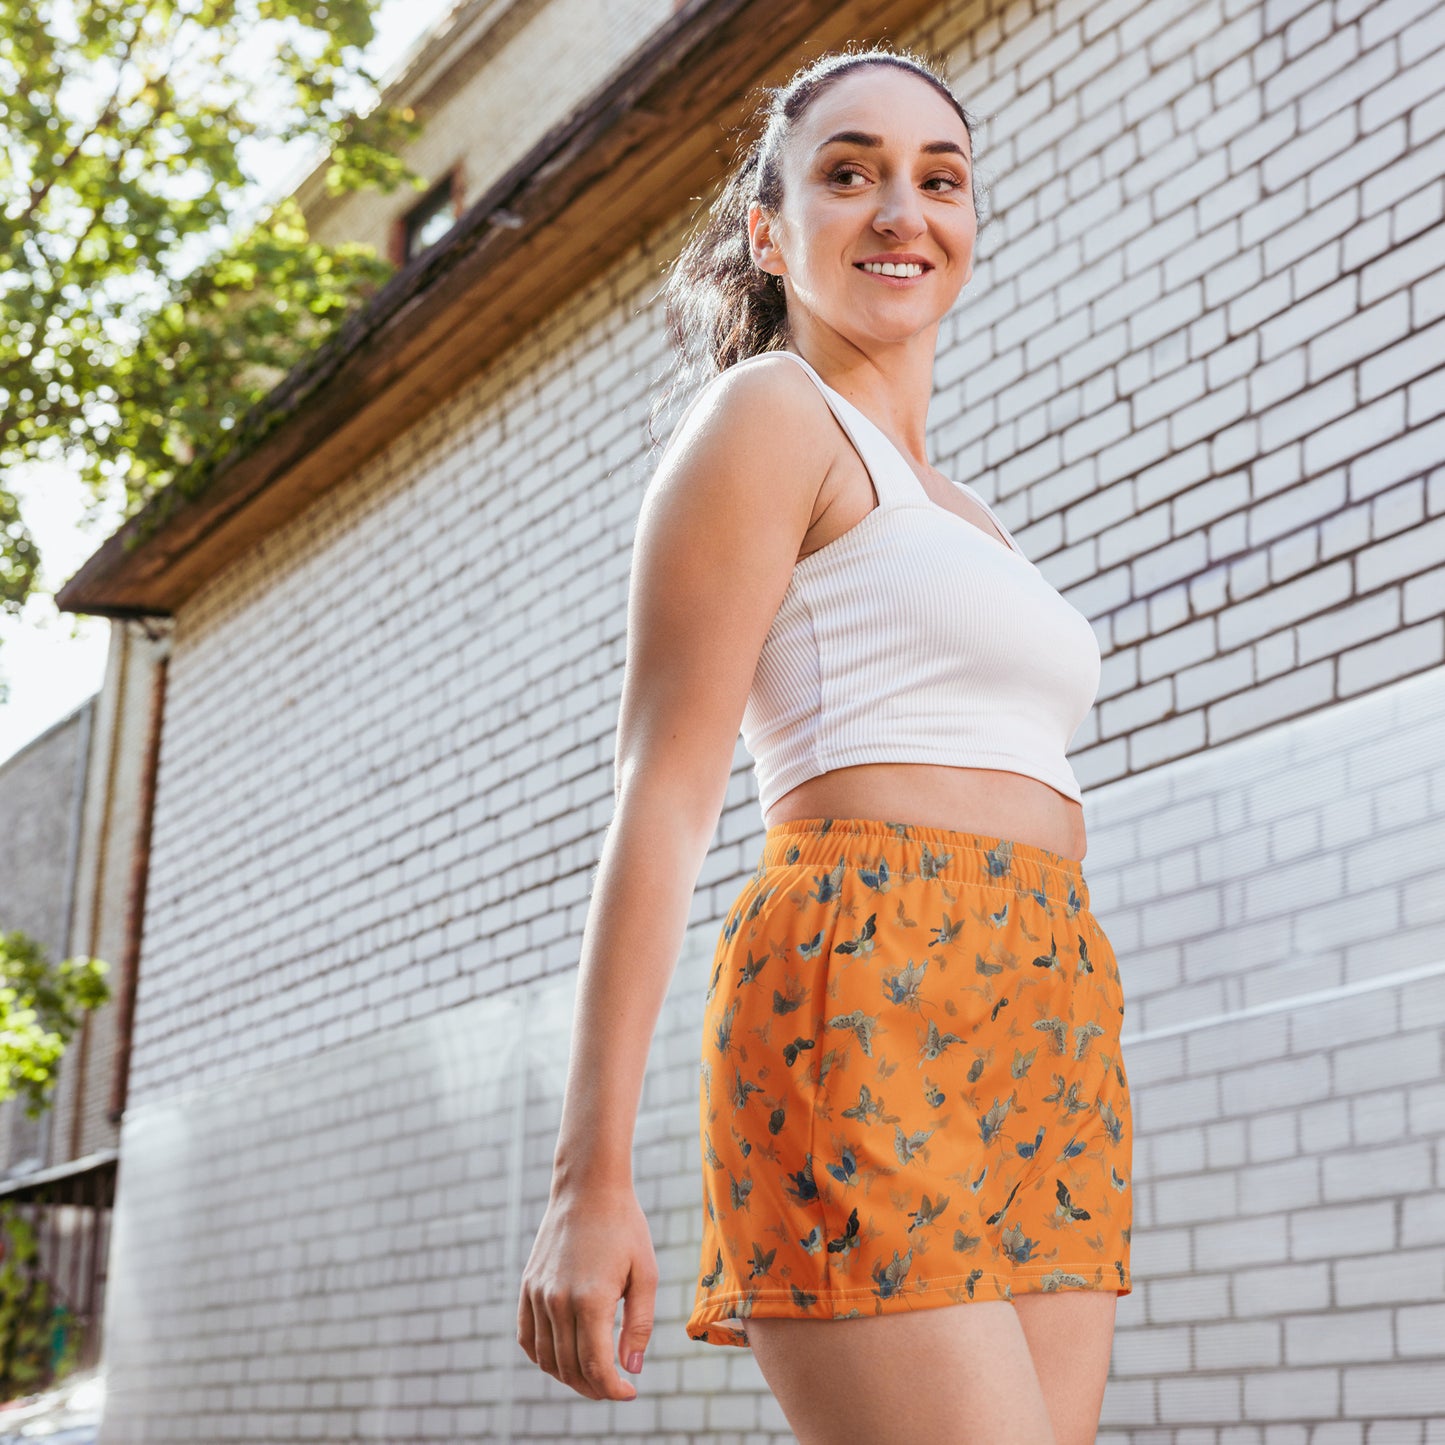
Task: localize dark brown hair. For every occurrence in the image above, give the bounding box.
[647,44,988,446]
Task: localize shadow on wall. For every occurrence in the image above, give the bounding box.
[97,666,1445,1443]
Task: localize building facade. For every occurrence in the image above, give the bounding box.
[54,0,1445,1438]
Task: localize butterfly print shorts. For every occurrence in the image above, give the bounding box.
[685,815,1132,1348]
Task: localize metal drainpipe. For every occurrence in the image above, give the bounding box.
[67,620,132,1159]
[106,622,170,1128]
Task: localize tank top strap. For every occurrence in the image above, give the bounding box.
[772,350,928,510]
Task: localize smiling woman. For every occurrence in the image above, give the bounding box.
[519,45,1131,1445]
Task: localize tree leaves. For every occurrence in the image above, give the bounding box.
[1,0,424,603]
[0,928,110,1120]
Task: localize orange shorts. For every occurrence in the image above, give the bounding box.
[685,816,1133,1348]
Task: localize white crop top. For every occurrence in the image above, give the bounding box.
[737,348,1102,812]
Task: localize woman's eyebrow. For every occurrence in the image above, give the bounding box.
[814,129,970,165]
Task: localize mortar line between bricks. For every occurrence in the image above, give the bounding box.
[1119,958,1445,1046]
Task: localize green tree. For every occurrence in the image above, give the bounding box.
[0,0,425,631]
[0,1201,82,1395]
[0,929,109,1120]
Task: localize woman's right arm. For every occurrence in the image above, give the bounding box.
[515,356,835,1402]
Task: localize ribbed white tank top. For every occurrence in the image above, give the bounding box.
[738,348,1102,813]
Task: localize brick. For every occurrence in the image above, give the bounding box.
[1159,1373,1244,1423]
[1220,1055,1331,1117]
[1401,1193,1445,1247]
[1322,1143,1434,1202]
[1289,987,1398,1053]
[1396,1302,1445,1357]
[1359,190,1441,297]
[1249,473,1348,551]
[1407,1081,1445,1137]
[1292,1202,1398,1259]
[1333,1032,1442,1094]
[1348,416,1445,504]
[1111,1323,1192,1376]
[1187,1015,1293,1074]
[1176,649,1256,713]
[1249,1111,1301,1162]
[1297,591,1403,666]
[1099,1376,1158,1427]
[1194,1319,1283,1371]
[1239,1158,1322,1215]
[1194,1212,1290,1269]
[1231,1265,1329,1323]
[1152,1126,1208,1176]
[1209,660,1336,745]
[1339,620,1445,696]
[1148,1272,1232,1323]
[1344,1364,1445,1417]
[1351,1089,1408,1145]
[1129,1226,1194,1279]
[1242,1367,1341,1420]
[1206,1120,1249,1168]
[1285,1309,1395,1364]
[1131,711,1210,769]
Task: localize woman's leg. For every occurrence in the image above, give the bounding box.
[1011,1291,1118,1445]
[745,1301,1058,1445]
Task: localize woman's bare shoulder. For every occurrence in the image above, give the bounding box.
[655,351,835,479]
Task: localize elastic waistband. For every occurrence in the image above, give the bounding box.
[759,816,1088,902]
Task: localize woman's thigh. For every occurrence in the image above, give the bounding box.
[1012,1290,1118,1445]
[745,1301,1058,1445]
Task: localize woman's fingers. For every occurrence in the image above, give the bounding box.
[515,1192,652,1400]
[546,1297,597,1399]
[523,1288,563,1384]
[575,1295,638,1401]
[516,1287,538,1364]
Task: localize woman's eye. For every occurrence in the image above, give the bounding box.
[827,165,966,193]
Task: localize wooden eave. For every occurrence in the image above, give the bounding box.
[56,0,939,619]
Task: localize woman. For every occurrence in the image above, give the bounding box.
[517,45,1132,1445]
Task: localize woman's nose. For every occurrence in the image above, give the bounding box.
[872,183,926,238]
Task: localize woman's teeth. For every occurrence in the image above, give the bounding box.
[860,261,926,276]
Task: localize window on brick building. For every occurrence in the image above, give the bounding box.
[401,174,460,261]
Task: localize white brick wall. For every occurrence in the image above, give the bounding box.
[931,0,1445,789]
[102,0,1445,1437]
[1087,671,1445,1440]
[102,668,1445,1443]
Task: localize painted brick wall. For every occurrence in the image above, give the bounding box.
[1090,665,1445,1440]
[102,0,1444,1437]
[924,0,1445,792]
[100,669,1445,1443]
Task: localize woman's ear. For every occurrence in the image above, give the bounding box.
[748,202,786,281]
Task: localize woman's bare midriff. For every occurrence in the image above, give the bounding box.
[763,762,1087,862]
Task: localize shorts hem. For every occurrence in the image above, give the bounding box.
[686,1263,1133,1348]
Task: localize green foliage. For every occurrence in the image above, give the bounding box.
[0,0,425,593]
[0,929,110,1120]
[0,485,39,624]
[0,1202,81,1396]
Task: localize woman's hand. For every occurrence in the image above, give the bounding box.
[517,1180,658,1401]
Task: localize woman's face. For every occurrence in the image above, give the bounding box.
[750,66,976,349]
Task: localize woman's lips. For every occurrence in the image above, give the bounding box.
[854,263,933,287]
